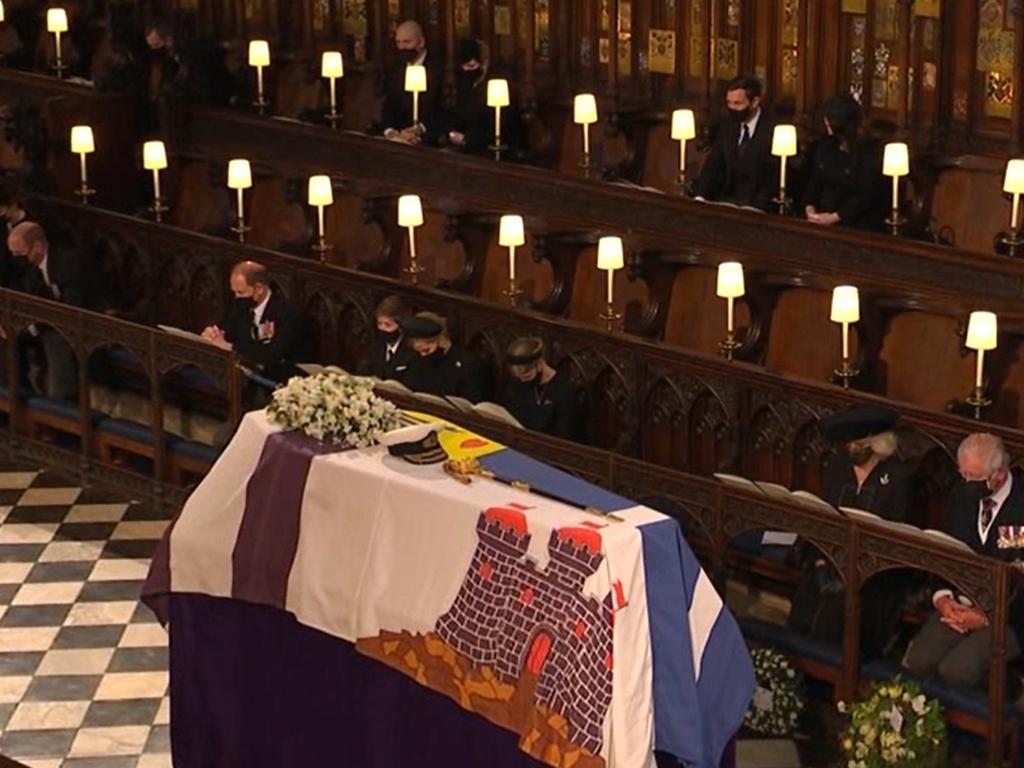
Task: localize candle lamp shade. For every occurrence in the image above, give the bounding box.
[143,141,167,171]
[771,124,798,157]
[670,109,696,141]
[404,65,427,93]
[966,311,998,351]
[883,142,910,177]
[596,236,624,270]
[70,125,94,154]
[487,79,510,109]
[716,262,745,298]
[248,40,270,67]
[321,51,343,79]
[46,7,67,33]
[0,2,6,23]
[498,215,525,247]
[830,285,860,324]
[574,94,598,125]
[227,159,252,190]
[397,194,423,227]
[308,175,333,207]
[1004,159,1024,195]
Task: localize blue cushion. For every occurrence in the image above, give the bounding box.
[861,658,1017,719]
[172,366,220,391]
[101,346,146,373]
[170,440,220,464]
[96,418,181,447]
[26,397,101,424]
[740,617,844,668]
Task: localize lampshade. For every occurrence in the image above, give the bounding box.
[404,64,427,93]
[716,262,745,299]
[498,215,525,247]
[574,94,598,125]
[1003,159,1024,195]
[46,7,67,33]
[487,79,510,109]
[0,2,6,23]
[771,124,798,158]
[142,140,167,171]
[830,286,860,324]
[596,236,624,271]
[70,125,94,154]
[671,109,696,141]
[248,40,270,67]
[397,194,423,227]
[321,51,344,79]
[308,175,333,207]
[227,159,252,190]
[966,311,998,351]
[883,142,910,177]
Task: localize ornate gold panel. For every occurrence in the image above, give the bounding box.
[648,29,676,75]
[535,0,550,59]
[716,38,738,81]
[494,5,511,36]
[343,0,367,36]
[455,0,471,35]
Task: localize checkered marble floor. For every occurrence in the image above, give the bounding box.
[0,460,170,768]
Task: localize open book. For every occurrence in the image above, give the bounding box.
[473,401,523,428]
[157,324,208,344]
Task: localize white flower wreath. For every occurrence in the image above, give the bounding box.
[743,647,805,736]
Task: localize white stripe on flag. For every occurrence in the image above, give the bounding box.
[688,568,723,680]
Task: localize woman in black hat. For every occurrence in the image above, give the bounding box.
[401,311,484,403]
[500,337,581,441]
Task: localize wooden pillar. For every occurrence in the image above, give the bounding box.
[371,0,387,62]
[608,0,619,99]
[703,0,715,105]
[1012,0,1024,151]
[796,0,811,117]
[896,0,912,131]
[523,0,537,107]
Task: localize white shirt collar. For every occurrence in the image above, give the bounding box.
[740,108,762,143]
[253,290,271,325]
[413,50,427,66]
[38,253,50,284]
[980,472,1013,544]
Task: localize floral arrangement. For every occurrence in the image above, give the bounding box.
[266,372,403,447]
[838,679,947,768]
[743,648,804,736]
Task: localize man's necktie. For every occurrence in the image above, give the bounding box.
[981,497,996,531]
[739,124,750,148]
[249,309,258,340]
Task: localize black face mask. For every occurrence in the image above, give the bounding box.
[848,447,874,466]
[235,296,255,313]
[727,106,751,123]
[962,479,991,502]
[379,328,402,344]
[398,49,419,65]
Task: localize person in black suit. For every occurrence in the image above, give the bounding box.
[693,75,778,211]
[500,337,580,441]
[0,181,32,291]
[401,312,483,403]
[788,405,917,655]
[378,20,441,146]
[201,261,303,385]
[357,294,415,382]
[802,95,888,231]
[903,433,1024,688]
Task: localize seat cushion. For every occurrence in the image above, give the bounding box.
[26,397,101,424]
[740,617,843,668]
[170,440,221,464]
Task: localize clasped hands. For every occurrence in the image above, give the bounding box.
[385,125,424,145]
[804,206,840,226]
[201,322,275,350]
[936,595,989,634]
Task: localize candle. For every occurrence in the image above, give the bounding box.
[596,236,624,305]
[975,349,985,389]
[842,322,850,360]
[727,297,735,334]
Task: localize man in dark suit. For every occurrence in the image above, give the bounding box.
[357,294,415,382]
[693,75,778,211]
[378,20,441,146]
[903,433,1024,688]
[0,181,32,291]
[401,312,483,403]
[201,261,303,385]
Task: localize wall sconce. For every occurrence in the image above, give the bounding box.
[999,159,1024,257]
[487,79,510,161]
[248,40,270,115]
[965,310,997,419]
[308,175,334,261]
[227,158,252,243]
[883,142,909,236]
[321,51,344,129]
[830,285,860,389]
[716,261,745,360]
[671,108,696,193]
[498,214,525,307]
[771,124,798,215]
[597,236,623,332]
[398,194,424,283]
[70,125,94,204]
[46,8,67,78]
[404,64,427,130]
[143,140,168,222]
[574,93,598,178]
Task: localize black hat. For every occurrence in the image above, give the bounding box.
[400,314,444,340]
[380,423,448,464]
[456,38,482,66]
[820,404,899,444]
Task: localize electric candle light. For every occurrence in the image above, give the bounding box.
[398,194,424,281]
[671,108,696,188]
[143,140,168,221]
[716,261,745,358]
[0,2,6,23]
[597,236,624,331]
[227,158,253,242]
[47,8,68,77]
[404,65,427,126]
[1002,160,1024,257]
[70,125,94,204]
[574,94,598,175]
[249,40,270,113]
[321,51,344,127]
[308,175,334,258]
[771,124,798,213]
[487,79,510,158]
[830,285,860,388]
[499,214,525,305]
[882,142,909,235]
[965,311,998,417]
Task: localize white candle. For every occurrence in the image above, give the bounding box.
[779,155,788,195]
[842,322,850,360]
[408,226,417,260]
[329,78,338,114]
[679,138,687,173]
[607,267,614,305]
[583,124,590,156]
[508,244,516,282]
[236,188,244,222]
[152,169,161,201]
[413,92,419,125]
[257,67,264,101]
[727,296,735,334]
[976,349,985,389]
[891,175,899,214]
[494,105,502,145]
[79,153,88,187]
[1012,193,1021,231]
[317,206,325,241]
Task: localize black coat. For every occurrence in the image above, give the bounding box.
[822,453,914,522]
[357,333,416,382]
[694,111,778,210]
[379,54,442,144]
[403,345,483,403]
[22,244,87,308]
[440,73,522,156]
[501,371,580,441]
[802,136,887,231]
[221,292,303,383]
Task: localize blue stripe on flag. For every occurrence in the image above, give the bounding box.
[639,518,754,768]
